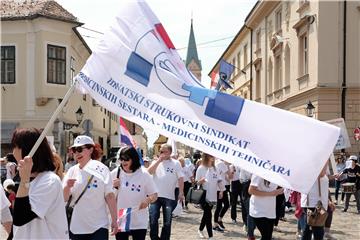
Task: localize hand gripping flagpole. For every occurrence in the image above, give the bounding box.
[28,78,79,157]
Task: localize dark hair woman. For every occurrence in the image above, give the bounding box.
[63,135,118,239]
[111,146,158,240]
[11,128,69,239]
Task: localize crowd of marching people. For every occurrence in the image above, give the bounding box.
[1,127,360,240]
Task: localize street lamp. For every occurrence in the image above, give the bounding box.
[63,107,84,130]
[305,100,315,118]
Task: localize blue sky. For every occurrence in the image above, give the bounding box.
[57,0,257,146]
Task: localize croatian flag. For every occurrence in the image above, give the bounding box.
[76,0,340,193]
[119,117,137,148]
[117,208,132,232]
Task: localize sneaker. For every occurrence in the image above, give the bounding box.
[334,200,338,205]
[242,225,248,233]
[232,219,237,224]
[198,230,206,239]
[343,208,348,212]
[324,232,336,240]
[274,226,283,232]
[340,200,344,204]
[213,226,224,232]
[296,230,302,239]
[184,206,189,211]
[218,221,225,229]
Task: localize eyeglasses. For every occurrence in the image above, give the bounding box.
[120,158,131,162]
[71,146,88,153]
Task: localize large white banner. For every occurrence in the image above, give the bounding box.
[76,0,340,193]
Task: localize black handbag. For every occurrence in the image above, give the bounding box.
[65,175,94,228]
[186,185,206,204]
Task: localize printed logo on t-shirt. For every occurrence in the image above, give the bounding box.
[166,167,174,173]
[212,173,218,179]
[95,165,106,173]
[124,181,142,192]
[87,179,98,188]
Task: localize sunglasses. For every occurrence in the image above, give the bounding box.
[120,158,131,162]
[71,146,88,153]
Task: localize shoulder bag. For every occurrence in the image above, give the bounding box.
[186,184,206,205]
[306,178,328,227]
[65,175,94,228]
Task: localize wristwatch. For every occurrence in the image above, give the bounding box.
[20,181,30,189]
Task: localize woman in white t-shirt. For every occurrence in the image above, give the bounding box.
[63,135,118,239]
[11,128,69,239]
[300,163,329,240]
[111,146,158,240]
[195,153,225,240]
[248,175,283,240]
[179,157,194,210]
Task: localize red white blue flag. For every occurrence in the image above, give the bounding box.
[119,117,137,148]
[117,208,132,232]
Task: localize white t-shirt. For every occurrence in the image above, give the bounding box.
[63,160,114,234]
[152,159,184,200]
[13,171,69,239]
[0,185,10,210]
[111,167,157,230]
[249,175,278,219]
[182,165,194,182]
[195,165,224,202]
[229,165,240,181]
[239,168,252,183]
[215,160,230,186]
[6,162,16,179]
[301,176,329,210]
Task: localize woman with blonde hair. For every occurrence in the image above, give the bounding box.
[196,153,225,240]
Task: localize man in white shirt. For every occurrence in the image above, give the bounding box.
[148,144,184,240]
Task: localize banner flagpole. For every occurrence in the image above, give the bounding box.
[28,79,79,157]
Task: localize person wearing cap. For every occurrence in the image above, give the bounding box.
[336,155,360,213]
[63,135,118,239]
[11,128,68,239]
[143,157,151,168]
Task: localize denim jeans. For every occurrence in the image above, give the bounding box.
[149,197,175,240]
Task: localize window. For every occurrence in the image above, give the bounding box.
[1,46,15,84]
[299,34,308,76]
[256,30,261,51]
[70,57,75,84]
[232,57,236,76]
[275,54,282,90]
[47,45,66,84]
[285,45,290,86]
[103,118,106,129]
[275,9,282,32]
[237,52,241,72]
[256,69,261,99]
[268,59,273,93]
[243,44,248,67]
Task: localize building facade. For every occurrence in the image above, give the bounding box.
[0,0,123,160]
[210,0,360,155]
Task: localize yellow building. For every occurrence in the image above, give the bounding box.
[210,0,360,155]
[0,0,121,159]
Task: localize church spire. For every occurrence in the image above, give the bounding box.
[185,18,202,71]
